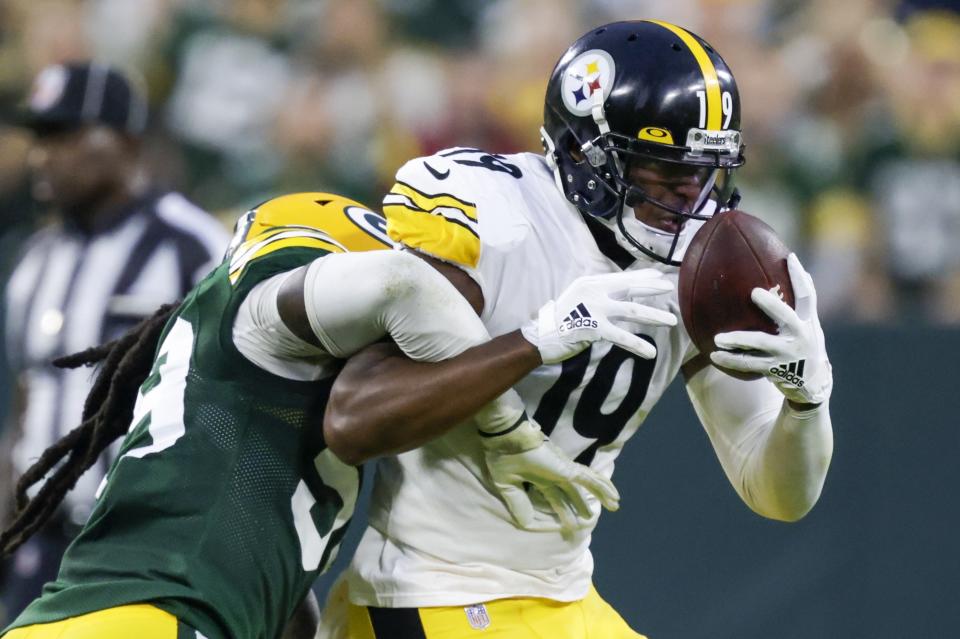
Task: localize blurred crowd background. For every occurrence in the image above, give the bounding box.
[1,2,959,635]
[0,0,959,325]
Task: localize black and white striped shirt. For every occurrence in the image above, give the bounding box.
[4,190,229,524]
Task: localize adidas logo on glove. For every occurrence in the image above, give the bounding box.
[770,360,806,387]
[558,303,598,333]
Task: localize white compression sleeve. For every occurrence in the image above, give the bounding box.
[302,250,526,431]
[234,272,337,380]
[303,250,491,359]
[685,364,834,521]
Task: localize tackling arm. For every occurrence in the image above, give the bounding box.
[277,249,672,466]
[272,249,679,530]
[272,248,682,530]
[275,249,538,465]
[323,339,537,465]
[684,364,833,522]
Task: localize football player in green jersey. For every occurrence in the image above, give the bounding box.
[0,192,671,639]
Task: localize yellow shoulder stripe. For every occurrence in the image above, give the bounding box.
[384,204,480,268]
[645,20,722,131]
[390,181,478,222]
[383,180,481,268]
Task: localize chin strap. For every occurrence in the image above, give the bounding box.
[540,126,572,206]
[540,126,559,171]
[614,205,682,266]
[590,90,611,136]
[725,187,742,210]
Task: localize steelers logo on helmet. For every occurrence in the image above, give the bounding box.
[560,49,616,117]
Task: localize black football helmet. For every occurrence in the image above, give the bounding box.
[541,20,745,265]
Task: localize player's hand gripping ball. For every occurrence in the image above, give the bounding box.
[678,210,794,380]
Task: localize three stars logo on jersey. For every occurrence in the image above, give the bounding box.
[561,49,616,117]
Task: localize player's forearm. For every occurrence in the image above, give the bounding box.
[742,401,833,522]
[324,332,540,465]
[287,250,539,464]
[687,365,834,522]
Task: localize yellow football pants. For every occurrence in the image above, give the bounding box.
[2,604,202,639]
[347,585,648,639]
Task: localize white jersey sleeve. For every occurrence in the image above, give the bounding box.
[685,363,833,521]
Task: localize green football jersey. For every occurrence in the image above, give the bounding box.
[5,194,393,639]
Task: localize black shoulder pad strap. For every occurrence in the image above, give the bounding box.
[579,213,636,271]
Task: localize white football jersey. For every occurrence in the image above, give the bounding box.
[347,148,706,606]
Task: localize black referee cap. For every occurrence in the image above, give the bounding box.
[20,62,147,136]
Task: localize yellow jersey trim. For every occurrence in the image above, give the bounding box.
[390,181,478,222]
[384,204,481,268]
[3,604,178,639]
[383,179,481,268]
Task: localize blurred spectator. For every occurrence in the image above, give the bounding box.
[380,0,486,49]
[796,7,960,322]
[274,0,391,203]
[84,0,177,67]
[10,0,91,78]
[478,0,583,152]
[869,10,960,323]
[162,0,295,208]
[0,0,957,329]
[0,61,228,624]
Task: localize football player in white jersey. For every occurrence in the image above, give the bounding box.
[318,20,835,639]
[1,190,669,639]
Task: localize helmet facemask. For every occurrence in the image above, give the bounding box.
[543,97,743,266]
[540,20,746,266]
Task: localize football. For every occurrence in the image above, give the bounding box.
[678,210,794,370]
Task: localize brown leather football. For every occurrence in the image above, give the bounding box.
[678,210,794,362]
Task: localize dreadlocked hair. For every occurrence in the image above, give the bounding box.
[1,302,181,556]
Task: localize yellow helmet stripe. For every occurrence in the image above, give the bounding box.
[645,20,722,131]
[228,230,345,284]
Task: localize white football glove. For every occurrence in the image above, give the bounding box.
[521,269,677,364]
[479,415,620,534]
[710,253,833,405]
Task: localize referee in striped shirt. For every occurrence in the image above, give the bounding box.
[0,62,229,622]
